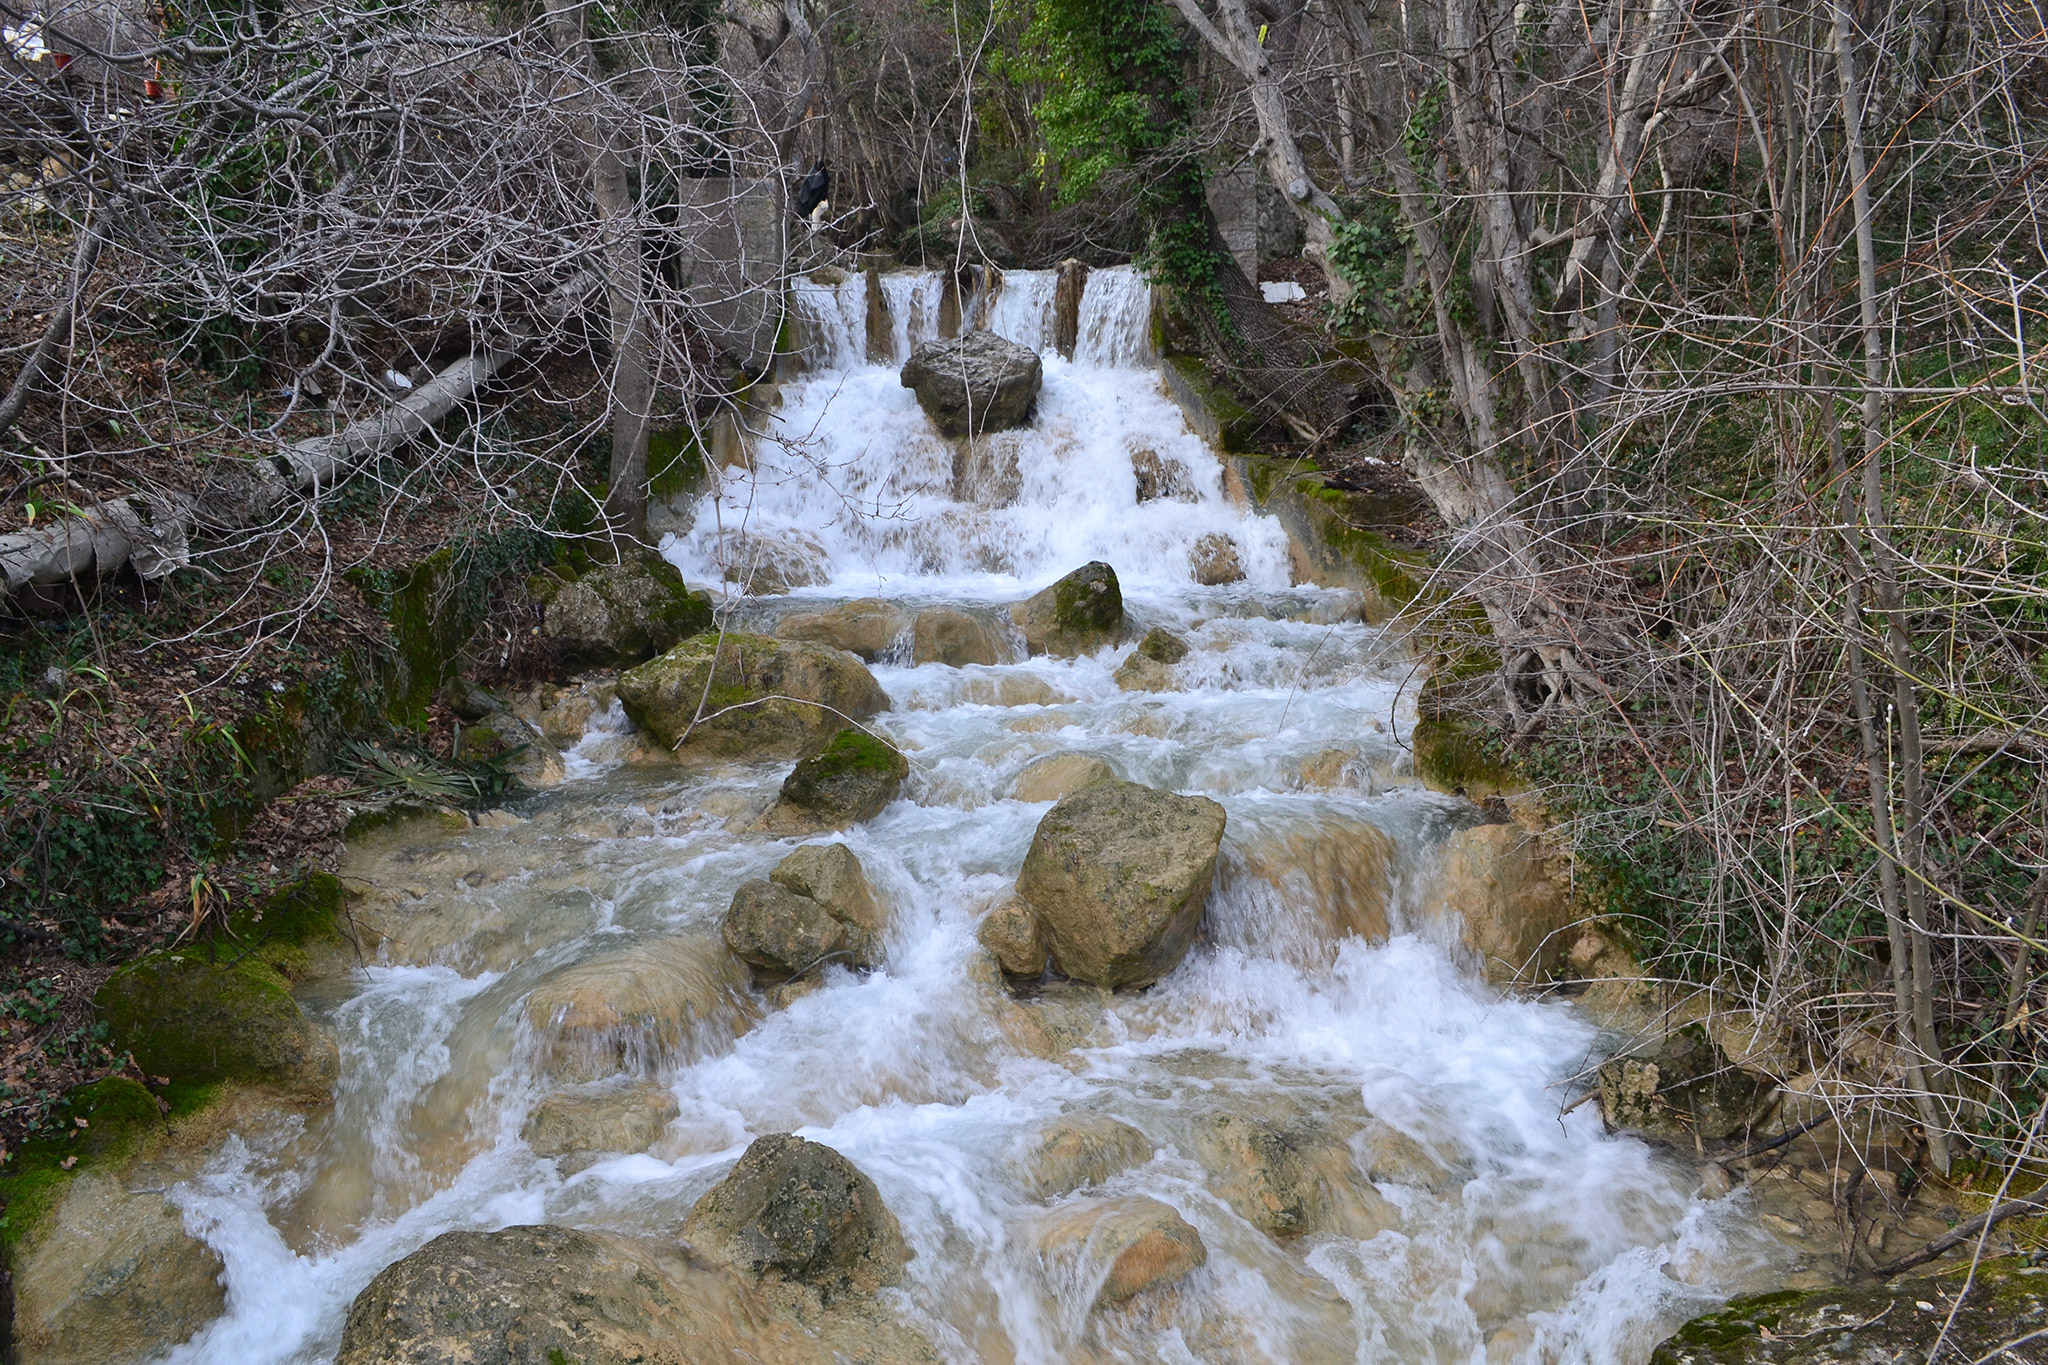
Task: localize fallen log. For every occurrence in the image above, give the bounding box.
[0,273,597,600]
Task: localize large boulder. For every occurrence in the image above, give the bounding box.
[617,632,890,760]
[524,1080,680,1173]
[724,843,888,982]
[7,1170,226,1365]
[523,935,754,1080]
[764,729,909,833]
[899,331,1042,437]
[540,552,714,669]
[776,599,910,661]
[1014,778,1228,989]
[1011,562,1124,657]
[910,608,1006,667]
[334,1223,938,1365]
[683,1133,910,1300]
[1033,1197,1206,1310]
[96,950,337,1097]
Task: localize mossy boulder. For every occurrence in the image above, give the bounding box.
[683,1133,909,1299]
[616,632,891,760]
[765,729,909,832]
[1411,714,1521,798]
[1015,777,1227,989]
[96,949,338,1097]
[1012,562,1124,658]
[1650,1259,2048,1363]
[542,552,715,669]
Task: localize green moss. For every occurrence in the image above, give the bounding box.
[1412,716,1520,797]
[647,427,710,502]
[1051,563,1122,632]
[1161,355,1258,452]
[96,949,330,1089]
[231,870,344,948]
[801,729,909,780]
[0,1077,171,1252]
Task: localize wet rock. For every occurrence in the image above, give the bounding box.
[524,1080,680,1173]
[1648,1258,2048,1364]
[1012,561,1124,658]
[1189,532,1246,585]
[1598,1023,1772,1141]
[1423,822,1574,985]
[1011,751,1118,803]
[950,431,1026,505]
[1015,778,1227,989]
[1192,1112,1394,1241]
[336,1223,936,1365]
[977,894,1047,978]
[96,949,338,1097]
[457,710,564,789]
[1113,625,1190,692]
[1131,448,1195,503]
[684,1133,910,1300]
[899,331,1042,437]
[524,934,754,1080]
[764,729,909,832]
[911,607,1005,667]
[7,1170,226,1365]
[1035,1196,1207,1309]
[1022,1114,1153,1197]
[775,598,910,661]
[541,552,714,668]
[725,843,886,982]
[617,632,890,760]
[715,528,833,595]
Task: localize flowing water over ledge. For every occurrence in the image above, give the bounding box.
[158,267,1784,1364]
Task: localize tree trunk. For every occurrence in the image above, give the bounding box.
[546,0,653,552]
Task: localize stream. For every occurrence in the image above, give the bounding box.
[157,266,1781,1364]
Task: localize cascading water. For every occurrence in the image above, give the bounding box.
[157,265,1781,1365]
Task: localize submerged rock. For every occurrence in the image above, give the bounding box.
[977,894,1048,978]
[715,528,832,596]
[1131,447,1195,502]
[1034,1196,1207,1309]
[910,607,1006,666]
[1012,561,1124,657]
[540,552,714,668]
[1189,532,1246,585]
[1598,1023,1772,1141]
[899,331,1042,437]
[7,1170,226,1365]
[725,842,887,982]
[684,1133,910,1300]
[523,934,754,1080]
[1113,625,1191,692]
[776,598,910,661]
[96,950,338,1097]
[1191,1111,1395,1241]
[1022,1114,1153,1198]
[1015,777,1227,989]
[616,632,890,759]
[335,1223,936,1365]
[765,728,909,832]
[1011,751,1118,803]
[524,1080,680,1173]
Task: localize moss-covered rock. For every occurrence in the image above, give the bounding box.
[684,1133,909,1299]
[96,949,338,1097]
[765,729,909,832]
[542,552,714,669]
[1650,1259,2048,1363]
[1114,626,1190,692]
[1012,562,1125,658]
[1411,714,1521,798]
[616,632,891,760]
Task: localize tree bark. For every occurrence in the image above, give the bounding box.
[0,222,104,445]
[545,0,654,553]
